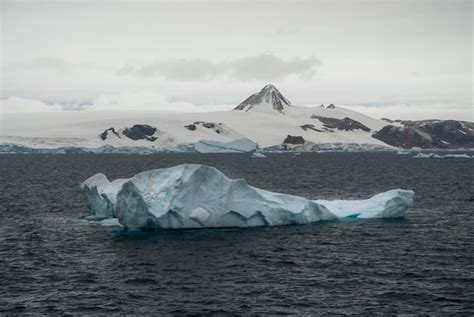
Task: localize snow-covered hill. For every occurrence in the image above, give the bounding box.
[2,84,470,152]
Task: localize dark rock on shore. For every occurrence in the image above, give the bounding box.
[284,135,305,144]
[373,120,474,149]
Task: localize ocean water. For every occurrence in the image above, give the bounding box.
[1,153,473,314]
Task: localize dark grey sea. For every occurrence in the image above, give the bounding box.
[1,153,473,314]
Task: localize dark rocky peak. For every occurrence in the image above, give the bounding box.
[233,84,292,113]
[326,104,336,109]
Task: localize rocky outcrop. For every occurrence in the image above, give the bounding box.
[100,124,158,142]
[233,84,291,113]
[311,116,371,132]
[373,120,474,149]
[122,124,157,141]
[186,121,224,134]
[283,135,305,144]
[300,124,324,132]
[326,104,336,109]
[100,127,120,141]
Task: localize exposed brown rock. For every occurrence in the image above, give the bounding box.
[373,120,474,148]
[311,116,371,132]
[283,135,305,144]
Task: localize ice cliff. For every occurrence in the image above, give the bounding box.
[194,138,258,153]
[80,173,127,218]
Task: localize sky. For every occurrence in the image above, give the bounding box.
[1,0,472,120]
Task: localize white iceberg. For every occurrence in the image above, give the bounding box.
[316,189,414,219]
[81,164,415,231]
[80,173,127,218]
[443,154,473,158]
[251,152,267,158]
[413,152,473,159]
[396,149,412,155]
[85,218,123,227]
[194,137,258,153]
[114,164,337,230]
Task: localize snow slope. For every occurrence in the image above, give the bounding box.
[0,106,392,151]
[80,164,415,230]
[1,84,394,151]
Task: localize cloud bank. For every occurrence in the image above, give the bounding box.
[117,53,321,81]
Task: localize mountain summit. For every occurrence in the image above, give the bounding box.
[233,84,292,113]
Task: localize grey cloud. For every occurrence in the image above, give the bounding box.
[117,53,321,81]
[228,54,320,81]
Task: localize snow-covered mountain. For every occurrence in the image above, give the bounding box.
[1,84,472,153]
[233,84,291,113]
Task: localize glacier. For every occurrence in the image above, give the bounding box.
[80,164,415,231]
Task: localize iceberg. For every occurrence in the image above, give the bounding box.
[413,152,473,159]
[443,154,473,158]
[80,164,415,231]
[194,137,258,153]
[80,173,127,218]
[114,164,337,230]
[251,151,267,158]
[396,149,412,155]
[316,189,414,219]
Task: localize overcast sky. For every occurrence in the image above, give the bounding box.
[1,0,472,119]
